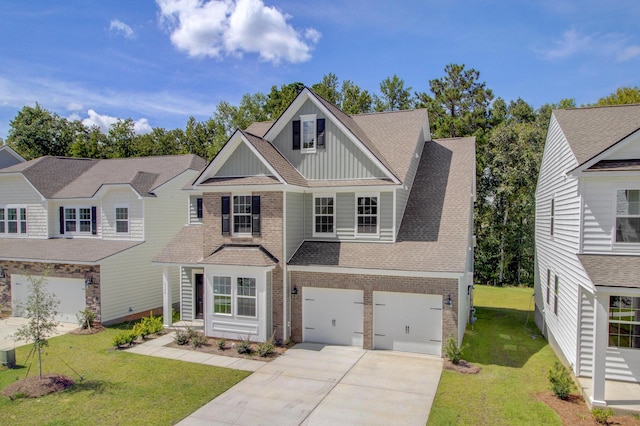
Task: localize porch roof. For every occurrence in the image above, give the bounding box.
[578,254,640,288]
[201,245,278,267]
[0,238,141,263]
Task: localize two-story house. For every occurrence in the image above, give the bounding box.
[535,104,640,407]
[0,154,206,324]
[155,88,476,356]
[0,145,26,169]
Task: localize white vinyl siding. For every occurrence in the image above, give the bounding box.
[269,100,387,180]
[215,142,271,177]
[115,206,129,233]
[285,192,304,260]
[101,188,143,240]
[181,267,195,320]
[0,175,47,238]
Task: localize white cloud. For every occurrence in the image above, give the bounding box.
[110,19,136,39]
[67,102,83,111]
[538,29,640,62]
[82,109,152,135]
[156,0,319,64]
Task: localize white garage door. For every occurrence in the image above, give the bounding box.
[303,288,364,347]
[374,291,442,355]
[12,275,86,324]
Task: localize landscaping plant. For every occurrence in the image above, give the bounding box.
[76,308,96,330]
[217,338,227,350]
[547,361,575,400]
[112,330,138,348]
[190,332,207,348]
[444,336,462,364]
[257,338,276,357]
[591,407,614,424]
[174,329,190,345]
[236,336,252,354]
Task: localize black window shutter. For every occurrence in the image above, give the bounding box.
[292,120,300,150]
[91,206,97,235]
[221,196,230,236]
[252,196,261,236]
[317,118,325,148]
[59,206,65,234]
[196,197,203,219]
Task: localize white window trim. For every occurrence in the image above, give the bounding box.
[0,205,27,236]
[608,294,640,350]
[232,193,252,237]
[300,114,317,154]
[236,277,257,318]
[550,196,555,237]
[312,193,336,238]
[64,206,93,236]
[115,205,130,234]
[212,275,233,316]
[211,274,258,319]
[612,187,640,247]
[355,192,380,238]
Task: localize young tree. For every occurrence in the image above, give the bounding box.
[374,74,413,111]
[312,73,342,106]
[340,80,373,114]
[13,274,60,380]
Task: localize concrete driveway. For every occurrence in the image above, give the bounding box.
[180,343,442,425]
[0,317,77,351]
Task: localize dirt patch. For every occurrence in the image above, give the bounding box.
[443,359,481,374]
[69,324,105,335]
[165,336,287,361]
[1,374,74,399]
[537,392,640,425]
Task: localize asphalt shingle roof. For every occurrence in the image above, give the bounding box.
[554,104,640,166]
[0,154,206,198]
[288,137,476,273]
[578,254,640,288]
[0,238,141,263]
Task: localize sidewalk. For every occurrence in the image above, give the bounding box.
[124,332,267,372]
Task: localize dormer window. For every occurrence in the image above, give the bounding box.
[292,115,325,153]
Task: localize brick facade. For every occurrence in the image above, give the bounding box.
[202,191,285,341]
[0,260,101,321]
[290,271,459,356]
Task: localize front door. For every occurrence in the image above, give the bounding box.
[195,273,204,320]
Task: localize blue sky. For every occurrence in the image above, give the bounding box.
[1,0,639,139]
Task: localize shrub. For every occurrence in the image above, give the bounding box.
[444,336,462,364]
[257,338,276,357]
[174,329,190,345]
[236,336,252,355]
[133,322,150,340]
[77,309,96,330]
[591,407,614,424]
[217,338,227,350]
[142,314,164,335]
[191,332,207,349]
[547,361,575,400]
[113,330,138,348]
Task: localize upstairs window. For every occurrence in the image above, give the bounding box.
[609,296,640,349]
[546,269,551,304]
[550,197,555,236]
[616,189,640,243]
[115,207,129,233]
[233,195,252,234]
[60,206,96,235]
[313,195,335,236]
[554,275,559,315]
[356,194,378,236]
[0,206,27,234]
[222,195,260,237]
[292,116,325,152]
[196,197,203,219]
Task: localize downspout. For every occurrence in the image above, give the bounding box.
[282,191,288,341]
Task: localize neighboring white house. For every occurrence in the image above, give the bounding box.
[0,154,206,324]
[155,87,476,356]
[535,104,640,407]
[0,145,26,169]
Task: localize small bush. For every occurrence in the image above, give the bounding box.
[236,336,252,354]
[191,332,207,349]
[547,361,575,400]
[77,309,96,330]
[113,330,138,348]
[217,338,227,350]
[186,326,200,340]
[174,329,190,345]
[591,407,614,424]
[444,336,462,364]
[142,314,164,335]
[257,338,276,357]
[133,322,150,340]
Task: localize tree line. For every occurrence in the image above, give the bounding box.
[5,64,640,286]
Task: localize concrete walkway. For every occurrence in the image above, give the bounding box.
[0,317,77,351]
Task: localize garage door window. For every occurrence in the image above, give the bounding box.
[237,278,256,317]
[213,276,231,314]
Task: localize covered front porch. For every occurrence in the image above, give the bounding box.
[580,377,640,414]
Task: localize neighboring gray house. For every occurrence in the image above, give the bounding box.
[0,154,206,324]
[535,104,640,406]
[155,88,476,355]
[0,145,26,169]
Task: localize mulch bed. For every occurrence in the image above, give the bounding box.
[165,336,287,361]
[537,392,640,425]
[443,359,481,374]
[69,324,105,335]
[0,374,74,399]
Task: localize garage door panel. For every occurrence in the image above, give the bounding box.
[374,291,442,355]
[303,288,363,347]
[12,275,86,324]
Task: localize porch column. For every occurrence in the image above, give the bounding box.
[591,290,608,407]
[163,266,172,328]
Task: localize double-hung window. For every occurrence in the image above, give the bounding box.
[0,206,27,234]
[301,114,316,153]
[546,269,551,304]
[313,195,335,237]
[292,115,325,152]
[550,197,555,236]
[236,278,256,317]
[609,296,640,349]
[616,189,640,243]
[115,207,129,233]
[222,195,260,236]
[554,275,559,315]
[65,207,92,234]
[212,276,232,315]
[212,276,256,318]
[356,194,378,236]
[233,195,252,234]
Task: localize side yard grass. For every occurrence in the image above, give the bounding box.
[0,327,250,425]
[428,285,562,425]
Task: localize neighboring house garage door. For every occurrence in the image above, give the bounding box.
[373,291,442,355]
[12,275,86,324]
[303,288,364,346]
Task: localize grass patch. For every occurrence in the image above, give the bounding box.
[428,285,562,425]
[0,327,250,425]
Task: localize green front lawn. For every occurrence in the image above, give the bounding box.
[0,328,250,425]
[428,285,562,425]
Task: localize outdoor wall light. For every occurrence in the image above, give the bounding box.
[444,294,453,310]
[291,286,298,296]
[0,268,5,278]
[85,273,93,286]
